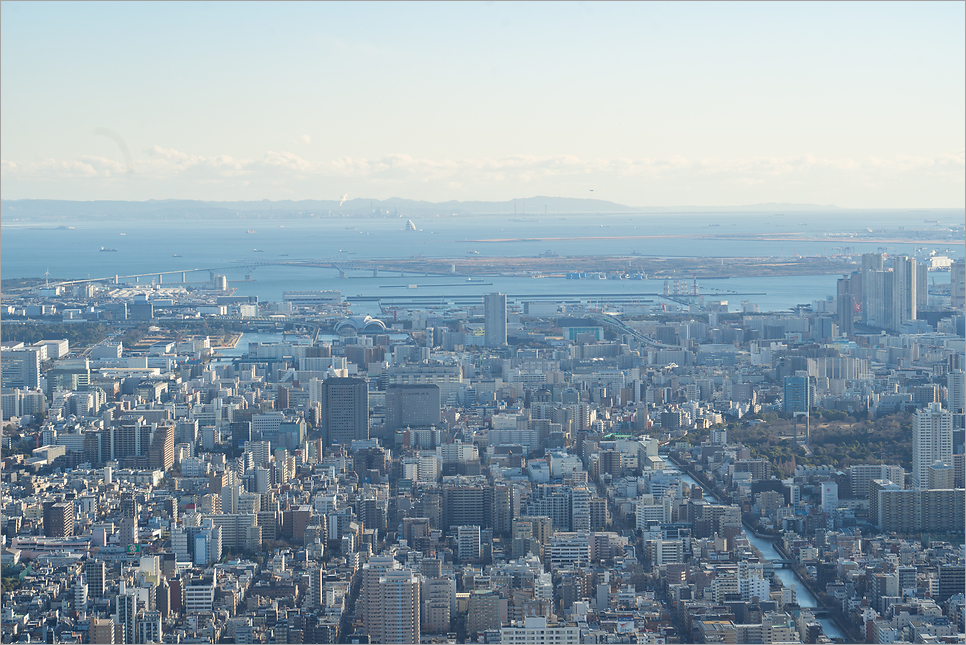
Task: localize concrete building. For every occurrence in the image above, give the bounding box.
[849,464,906,500]
[484,292,508,347]
[385,384,441,430]
[43,501,74,538]
[913,402,953,488]
[362,555,397,642]
[321,377,369,446]
[501,616,580,644]
[1,348,41,389]
[467,589,503,638]
[374,569,420,645]
[457,524,481,562]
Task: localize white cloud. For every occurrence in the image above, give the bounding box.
[1,147,963,205]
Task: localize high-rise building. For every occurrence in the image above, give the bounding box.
[484,292,507,348]
[0,348,41,389]
[937,565,966,602]
[820,481,838,512]
[912,402,953,488]
[321,377,369,445]
[443,483,494,530]
[43,501,74,537]
[135,611,162,644]
[947,371,965,430]
[385,383,441,431]
[467,589,503,638]
[848,464,905,500]
[375,569,421,645]
[836,274,856,337]
[84,559,107,597]
[892,256,919,329]
[869,479,918,533]
[73,575,88,611]
[457,525,481,562]
[951,259,965,311]
[783,376,810,415]
[422,576,456,634]
[362,555,398,641]
[117,589,138,643]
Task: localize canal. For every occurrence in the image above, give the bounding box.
[673,471,847,641]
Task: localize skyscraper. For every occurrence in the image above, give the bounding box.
[0,348,41,389]
[43,501,74,537]
[912,402,953,489]
[951,259,965,311]
[892,255,918,329]
[836,274,856,338]
[376,569,421,644]
[484,292,507,348]
[947,371,965,430]
[362,555,398,642]
[321,377,369,445]
[783,376,810,415]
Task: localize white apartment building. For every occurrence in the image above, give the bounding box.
[500,616,580,644]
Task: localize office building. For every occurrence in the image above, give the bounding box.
[836,274,856,337]
[43,501,74,537]
[385,383,441,431]
[783,376,810,415]
[892,255,919,329]
[1,348,41,389]
[948,371,965,430]
[951,259,965,311]
[321,377,369,445]
[484,292,507,347]
[913,402,952,488]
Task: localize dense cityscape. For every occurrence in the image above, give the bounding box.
[1,248,964,644]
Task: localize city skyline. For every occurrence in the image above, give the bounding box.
[1,1,963,207]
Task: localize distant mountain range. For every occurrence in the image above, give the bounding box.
[0,197,900,221]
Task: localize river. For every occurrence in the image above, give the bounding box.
[672,471,847,641]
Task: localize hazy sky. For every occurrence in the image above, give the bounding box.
[2,1,963,207]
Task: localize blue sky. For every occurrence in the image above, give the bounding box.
[2,1,963,206]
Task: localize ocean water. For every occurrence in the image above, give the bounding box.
[2,212,961,314]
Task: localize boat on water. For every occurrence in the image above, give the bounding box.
[467,249,480,255]
[172,254,182,257]
[100,247,117,252]
[253,249,264,252]
[247,230,257,233]
[406,220,417,231]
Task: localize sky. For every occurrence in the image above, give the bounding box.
[1,1,964,207]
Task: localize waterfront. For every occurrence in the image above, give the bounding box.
[672,469,847,641]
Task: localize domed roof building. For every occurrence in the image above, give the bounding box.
[334,315,387,333]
